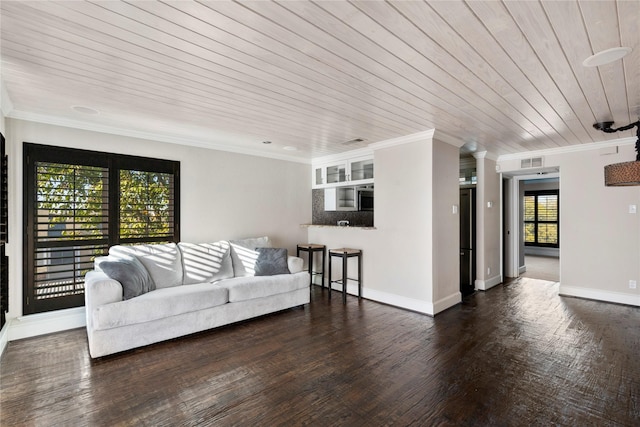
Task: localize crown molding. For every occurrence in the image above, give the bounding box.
[473,151,498,161]
[7,110,311,164]
[368,129,436,151]
[366,128,465,152]
[497,136,636,161]
[473,151,487,159]
[312,129,442,164]
[432,129,466,148]
[311,146,374,165]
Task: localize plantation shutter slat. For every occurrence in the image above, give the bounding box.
[31,163,109,307]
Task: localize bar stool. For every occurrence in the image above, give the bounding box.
[296,244,326,289]
[328,248,362,304]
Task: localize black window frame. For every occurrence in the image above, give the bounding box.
[23,143,180,315]
[1,132,7,329]
[524,189,559,248]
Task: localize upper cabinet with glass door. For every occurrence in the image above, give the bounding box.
[313,155,374,189]
[349,157,374,182]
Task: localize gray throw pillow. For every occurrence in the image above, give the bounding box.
[254,248,290,276]
[100,257,156,300]
[229,236,271,276]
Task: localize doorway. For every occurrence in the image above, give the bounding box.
[503,171,560,283]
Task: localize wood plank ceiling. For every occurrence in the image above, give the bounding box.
[1,1,638,161]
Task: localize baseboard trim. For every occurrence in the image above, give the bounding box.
[475,274,503,291]
[519,265,527,274]
[432,292,462,315]
[325,282,438,315]
[559,285,640,307]
[7,307,86,342]
[0,321,9,358]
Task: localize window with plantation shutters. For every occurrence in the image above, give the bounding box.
[119,170,174,242]
[524,190,559,248]
[24,143,180,315]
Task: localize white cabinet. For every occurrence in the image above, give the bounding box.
[313,155,374,189]
[314,162,347,187]
[324,187,357,211]
[349,157,374,182]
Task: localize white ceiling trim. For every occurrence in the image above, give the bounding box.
[311,145,374,165]
[368,128,465,152]
[497,135,637,162]
[432,130,466,149]
[368,129,436,151]
[7,109,311,164]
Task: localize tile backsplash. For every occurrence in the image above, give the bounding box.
[312,189,374,227]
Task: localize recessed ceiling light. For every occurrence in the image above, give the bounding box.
[282,146,298,151]
[262,140,272,144]
[583,47,632,67]
[71,105,99,115]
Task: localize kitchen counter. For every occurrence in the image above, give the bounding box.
[300,224,376,230]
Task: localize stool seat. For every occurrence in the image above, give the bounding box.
[296,243,326,290]
[328,248,362,304]
[299,243,326,250]
[329,248,362,255]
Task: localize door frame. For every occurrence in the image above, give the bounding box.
[502,170,560,279]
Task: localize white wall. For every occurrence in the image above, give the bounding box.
[0,78,8,135]
[431,137,460,304]
[498,141,640,306]
[4,118,311,321]
[474,154,502,290]
[523,179,559,192]
[308,132,461,315]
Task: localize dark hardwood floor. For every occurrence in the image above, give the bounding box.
[1,278,639,426]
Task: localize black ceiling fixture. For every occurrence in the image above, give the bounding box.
[593,120,640,186]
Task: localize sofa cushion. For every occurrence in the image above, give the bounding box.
[229,236,271,277]
[221,272,307,302]
[179,241,234,285]
[100,257,156,300]
[287,256,304,274]
[92,282,229,330]
[93,256,110,272]
[109,243,183,289]
[254,248,290,276]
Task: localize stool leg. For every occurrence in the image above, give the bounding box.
[308,250,314,288]
[358,252,362,300]
[328,255,332,300]
[321,248,326,289]
[342,254,347,304]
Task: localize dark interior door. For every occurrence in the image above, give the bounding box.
[460,188,476,296]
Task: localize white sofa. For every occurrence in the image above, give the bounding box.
[84,237,310,358]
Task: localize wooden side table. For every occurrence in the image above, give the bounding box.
[296,244,326,289]
[328,248,362,303]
